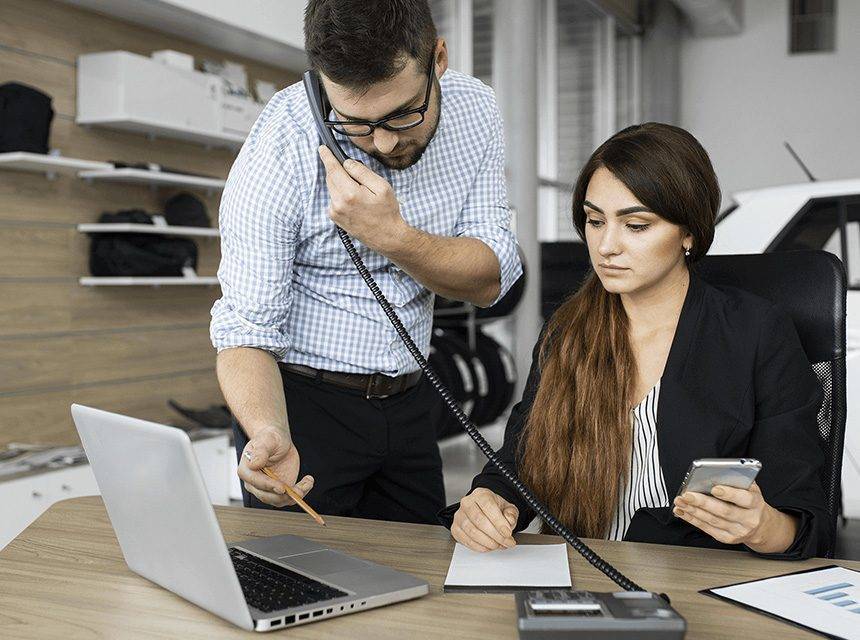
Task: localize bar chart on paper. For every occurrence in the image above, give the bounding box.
[708,566,860,640]
[805,580,860,612]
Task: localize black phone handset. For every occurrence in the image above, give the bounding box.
[302,70,645,594]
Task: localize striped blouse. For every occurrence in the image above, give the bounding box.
[607,380,670,541]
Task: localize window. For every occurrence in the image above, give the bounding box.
[429,0,494,85]
[546,0,602,240]
[472,0,494,86]
[538,0,640,241]
[771,197,860,288]
[614,28,640,131]
[790,0,836,53]
[430,0,452,43]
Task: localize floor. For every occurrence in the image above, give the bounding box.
[438,424,860,561]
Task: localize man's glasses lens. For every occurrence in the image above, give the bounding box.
[331,122,374,136]
[383,112,425,130]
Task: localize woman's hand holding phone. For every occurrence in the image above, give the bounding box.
[673,482,799,553]
[451,488,519,552]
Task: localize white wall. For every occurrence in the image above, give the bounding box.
[679,0,860,203]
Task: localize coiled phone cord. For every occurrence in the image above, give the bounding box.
[335,226,645,593]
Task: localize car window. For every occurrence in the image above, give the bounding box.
[771,198,860,289]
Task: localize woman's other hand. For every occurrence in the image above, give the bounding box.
[451,488,519,552]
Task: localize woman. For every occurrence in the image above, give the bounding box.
[444,123,827,559]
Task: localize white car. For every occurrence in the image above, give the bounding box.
[710,179,860,518]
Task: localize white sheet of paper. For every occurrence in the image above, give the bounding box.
[709,565,860,640]
[444,543,572,588]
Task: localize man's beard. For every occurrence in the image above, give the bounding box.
[369,85,441,171]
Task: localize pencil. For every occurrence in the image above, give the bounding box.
[261,466,326,527]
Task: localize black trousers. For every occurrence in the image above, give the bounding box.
[233,368,446,525]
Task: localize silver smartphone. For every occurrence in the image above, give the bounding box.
[676,458,762,497]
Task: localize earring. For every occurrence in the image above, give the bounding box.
[684,248,691,257]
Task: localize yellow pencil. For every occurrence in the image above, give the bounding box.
[261,466,326,527]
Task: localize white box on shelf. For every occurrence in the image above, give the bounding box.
[76,51,243,148]
[151,49,195,71]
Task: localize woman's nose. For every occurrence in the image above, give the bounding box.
[598,224,622,257]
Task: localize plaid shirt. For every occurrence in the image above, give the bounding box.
[210,70,521,375]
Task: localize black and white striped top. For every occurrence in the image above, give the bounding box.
[607,380,670,541]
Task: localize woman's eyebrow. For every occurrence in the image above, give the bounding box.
[617,206,654,215]
[583,200,653,216]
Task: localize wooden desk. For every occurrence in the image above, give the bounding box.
[1,497,857,639]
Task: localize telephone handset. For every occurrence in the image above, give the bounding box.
[303,70,349,165]
[301,71,669,604]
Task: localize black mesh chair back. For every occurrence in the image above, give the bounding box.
[696,251,847,558]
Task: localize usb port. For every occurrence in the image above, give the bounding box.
[299,613,309,620]
[312,610,323,618]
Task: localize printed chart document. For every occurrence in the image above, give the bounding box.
[444,543,572,592]
[704,565,860,640]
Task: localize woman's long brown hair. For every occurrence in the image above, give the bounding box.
[519,123,720,538]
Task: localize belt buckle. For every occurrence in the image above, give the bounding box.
[366,373,395,400]
[366,374,383,400]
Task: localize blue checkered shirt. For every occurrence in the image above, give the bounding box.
[210,70,521,375]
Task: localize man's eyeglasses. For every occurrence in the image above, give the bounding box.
[323,54,436,137]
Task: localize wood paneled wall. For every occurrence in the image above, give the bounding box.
[0,0,299,447]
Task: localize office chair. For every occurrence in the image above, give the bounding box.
[697,250,847,558]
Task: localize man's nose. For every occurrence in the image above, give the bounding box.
[372,127,399,154]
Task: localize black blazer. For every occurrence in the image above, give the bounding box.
[439,273,828,559]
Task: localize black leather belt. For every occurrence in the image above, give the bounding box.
[279,363,422,399]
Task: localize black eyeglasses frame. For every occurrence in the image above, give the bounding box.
[321,54,436,138]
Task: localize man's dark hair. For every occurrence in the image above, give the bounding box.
[304,0,437,90]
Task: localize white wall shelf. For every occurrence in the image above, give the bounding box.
[78,168,226,192]
[77,222,219,238]
[0,152,112,179]
[78,117,245,150]
[57,0,307,71]
[79,275,220,287]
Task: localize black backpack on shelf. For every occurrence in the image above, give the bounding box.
[88,209,198,277]
[0,82,54,154]
[164,192,211,228]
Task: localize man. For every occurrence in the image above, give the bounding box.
[211,0,521,525]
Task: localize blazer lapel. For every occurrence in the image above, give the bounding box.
[656,273,706,496]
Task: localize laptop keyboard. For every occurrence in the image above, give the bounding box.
[229,548,348,613]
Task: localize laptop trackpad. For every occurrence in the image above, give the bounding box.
[279,550,371,577]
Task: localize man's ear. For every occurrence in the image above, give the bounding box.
[435,37,449,77]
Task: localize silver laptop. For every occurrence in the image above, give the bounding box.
[71,404,428,632]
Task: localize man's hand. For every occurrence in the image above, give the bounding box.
[318,145,409,253]
[238,426,314,508]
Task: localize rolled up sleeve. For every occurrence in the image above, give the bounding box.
[210,132,306,359]
[453,95,522,306]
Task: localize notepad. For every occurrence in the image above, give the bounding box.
[704,565,860,640]
[443,543,572,592]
